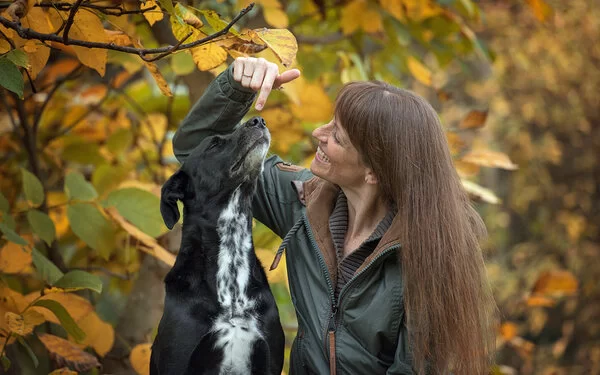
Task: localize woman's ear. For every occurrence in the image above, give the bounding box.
[160,169,188,229]
[364,169,378,185]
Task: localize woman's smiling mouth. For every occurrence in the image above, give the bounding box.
[316,146,330,164]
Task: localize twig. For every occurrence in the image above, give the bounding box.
[0,3,254,61]
[0,26,15,48]
[0,2,158,16]
[62,0,84,44]
[140,31,193,62]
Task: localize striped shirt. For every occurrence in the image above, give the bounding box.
[329,192,396,299]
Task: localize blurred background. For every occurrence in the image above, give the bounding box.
[0,0,598,373]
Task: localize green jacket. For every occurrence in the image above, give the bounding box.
[173,65,414,374]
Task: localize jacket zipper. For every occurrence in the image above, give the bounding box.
[303,214,401,374]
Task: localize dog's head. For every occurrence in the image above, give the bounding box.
[160,116,271,229]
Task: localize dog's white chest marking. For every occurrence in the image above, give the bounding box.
[214,188,262,374]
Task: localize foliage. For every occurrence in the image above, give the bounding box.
[0,0,555,373]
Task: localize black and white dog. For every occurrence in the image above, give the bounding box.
[151,117,284,375]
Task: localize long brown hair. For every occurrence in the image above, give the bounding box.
[335,81,498,374]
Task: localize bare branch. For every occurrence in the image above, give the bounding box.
[0,3,255,61]
[140,31,193,63]
[0,1,158,16]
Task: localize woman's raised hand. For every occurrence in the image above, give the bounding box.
[232,57,300,111]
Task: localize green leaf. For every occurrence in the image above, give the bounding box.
[0,58,24,99]
[31,247,64,285]
[105,128,133,155]
[33,299,86,342]
[1,354,10,371]
[0,191,9,213]
[64,172,98,201]
[106,188,166,237]
[20,168,44,207]
[53,270,103,294]
[63,143,106,166]
[17,337,38,368]
[4,49,29,68]
[0,222,27,245]
[158,0,174,13]
[199,9,240,36]
[92,164,130,196]
[1,214,16,230]
[66,203,115,259]
[26,210,56,246]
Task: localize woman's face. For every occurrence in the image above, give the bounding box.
[310,118,369,188]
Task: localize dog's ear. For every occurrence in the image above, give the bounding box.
[160,169,188,230]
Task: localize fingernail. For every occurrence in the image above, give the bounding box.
[256,103,263,111]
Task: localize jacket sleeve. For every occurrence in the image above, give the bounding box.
[173,64,256,163]
[171,64,312,237]
[253,156,313,238]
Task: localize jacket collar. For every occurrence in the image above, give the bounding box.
[302,177,402,280]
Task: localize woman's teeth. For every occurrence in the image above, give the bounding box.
[317,147,330,163]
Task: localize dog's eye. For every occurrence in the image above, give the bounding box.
[207,138,221,151]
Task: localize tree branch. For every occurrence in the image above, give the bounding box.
[62,0,83,44]
[0,3,254,61]
[0,1,158,16]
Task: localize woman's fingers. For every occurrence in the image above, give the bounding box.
[275,69,301,87]
[231,57,302,111]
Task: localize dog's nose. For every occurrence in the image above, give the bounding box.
[248,117,266,128]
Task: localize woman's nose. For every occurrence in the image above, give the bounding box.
[312,124,329,142]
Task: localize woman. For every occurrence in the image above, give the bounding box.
[172,57,497,374]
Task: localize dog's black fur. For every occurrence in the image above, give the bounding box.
[150,117,284,375]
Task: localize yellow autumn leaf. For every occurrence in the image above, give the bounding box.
[21,8,52,79]
[76,311,114,356]
[461,149,518,170]
[401,0,443,20]
[340,0,383,35]
[5,309,45,335]
[142,0,163,25]
[0,241,32,274]
[290,78,333,123]
[129,38,172,96]
[0,39,10,53]
[29,292,94,323]
[39,333,101,372]
[130,343,152,375]
[105,30,132,47]
[525,0,553,22]
[526,295,556,307]
[531,270,578,297]
[380,0,405,21]
[67,10,109,76]
[191,43,228,71]
[407,56,432,86]
[454,160,480,178]
[255,28,298,67]
[263,6,289,28]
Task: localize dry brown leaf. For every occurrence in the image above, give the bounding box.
[39,333,101,372]
[255,28,297,67]
[460,110,488,129]
[461,149,518,170]
[105,30,133,47]
[130,343,152,375]
[531,270,578,297]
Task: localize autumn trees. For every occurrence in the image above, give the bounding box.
[0,0,567,373]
